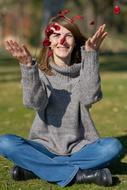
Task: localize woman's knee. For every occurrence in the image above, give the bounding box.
[0,134,24,156]
[98,137,123,159]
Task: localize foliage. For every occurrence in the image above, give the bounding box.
[0,0,127,48]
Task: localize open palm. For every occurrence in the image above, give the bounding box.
[5,40,32,66]
[85,24,107,51]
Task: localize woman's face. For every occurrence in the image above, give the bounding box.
[49,23,75,61]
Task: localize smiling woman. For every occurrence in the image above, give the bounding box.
[1,9,123,188]
[49,25,75,66]
[39,14,87,74]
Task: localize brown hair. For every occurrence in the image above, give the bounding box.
[38,15,87,75]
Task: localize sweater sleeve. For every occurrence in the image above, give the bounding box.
[79,46,102,106]
[20,63,50,111]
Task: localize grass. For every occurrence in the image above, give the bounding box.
[0,55,127,190]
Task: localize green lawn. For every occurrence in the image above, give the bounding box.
[0,55,127,190]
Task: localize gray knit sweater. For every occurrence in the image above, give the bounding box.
[20,47,102,155]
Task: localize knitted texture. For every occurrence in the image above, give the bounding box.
[20,48,102,155]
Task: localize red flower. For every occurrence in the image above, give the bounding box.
[42,39,51,47]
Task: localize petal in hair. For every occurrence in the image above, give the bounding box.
[45,24,60,37]
[46,29,54,37]
[52,23,61,31]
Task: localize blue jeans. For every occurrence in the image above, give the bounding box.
[0,134,123,187]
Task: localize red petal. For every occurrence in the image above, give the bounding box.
[58,9,70,16]
[71,15,84,23]
[53,24,60,31]
[46,29,54,37]
[48,50,53,57]
[114,5,120,14]
[90,20,95,25]
[60,37,66,45]
[62,9,70,15]
[42,39,51,47]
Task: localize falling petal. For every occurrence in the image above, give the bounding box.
[58,9,70,17]
[90,20,95,25]
[114,5,120,14]
[71,15,84,23]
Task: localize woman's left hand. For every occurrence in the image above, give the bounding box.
[85,24,107,51]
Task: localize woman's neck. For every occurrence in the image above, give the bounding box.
[53,55,71,67]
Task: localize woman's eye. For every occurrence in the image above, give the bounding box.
[66,34,73,38]
[53,33,60,37]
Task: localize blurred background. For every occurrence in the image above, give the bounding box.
[0,0,127,52]
[0,1,127,189]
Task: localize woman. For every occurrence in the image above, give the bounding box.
[1,10,123,187]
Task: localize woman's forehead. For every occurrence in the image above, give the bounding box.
[51,23,72,34]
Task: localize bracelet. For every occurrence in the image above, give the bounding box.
[31,58,37,65]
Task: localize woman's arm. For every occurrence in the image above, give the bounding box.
[79,24,107,106]
[20,63,49,111]
[4,40,49,111]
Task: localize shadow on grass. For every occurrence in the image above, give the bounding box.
[109,135,127,176]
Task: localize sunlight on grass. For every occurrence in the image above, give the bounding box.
[0,55,127,190]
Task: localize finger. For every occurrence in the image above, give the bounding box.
[91,24,106,42]
[101,24,106,33]
[5,40,24,60]
[6,40,17,51]
[13,41,23,52]
[5,41,14,53]
[96,32,108,49]
[91,30,100,43]
[91,25,107,45]
[85,38,96,51]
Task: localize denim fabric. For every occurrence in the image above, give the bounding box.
[0,134,123,187]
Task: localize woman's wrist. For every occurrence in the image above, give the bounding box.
[24,58,37,67]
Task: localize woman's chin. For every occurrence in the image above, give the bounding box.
[54,52,71,59]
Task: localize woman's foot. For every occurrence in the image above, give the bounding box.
[10,165,38,181]
[75,168,112,187]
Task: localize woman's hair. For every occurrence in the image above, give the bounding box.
[38,15,87,75]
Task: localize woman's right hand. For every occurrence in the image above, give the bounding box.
[5,40,32,66]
